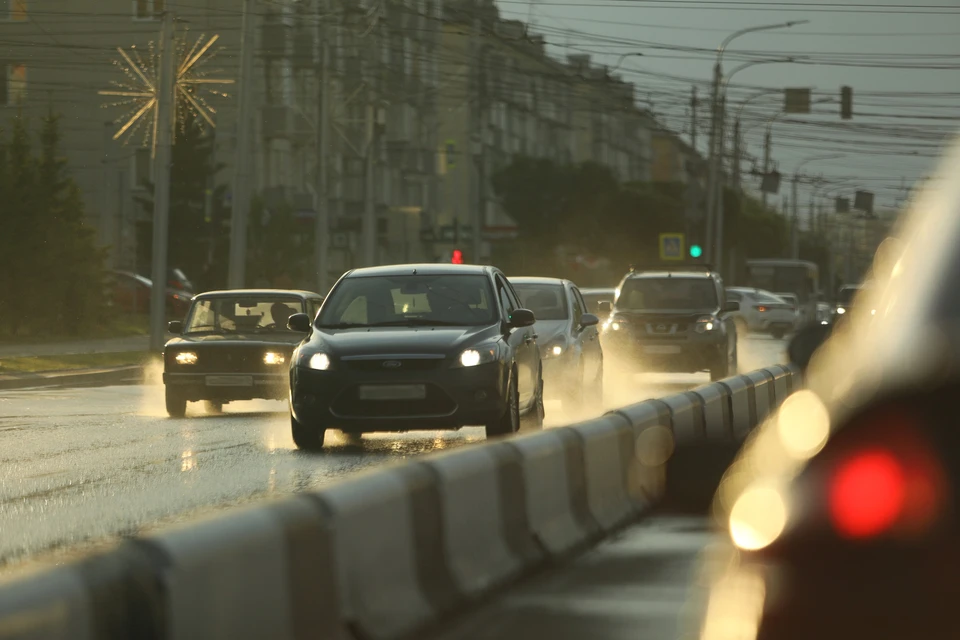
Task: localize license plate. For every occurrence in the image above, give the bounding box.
[643,345,682,355]
[206,375,253,387]
[358,384,427,400]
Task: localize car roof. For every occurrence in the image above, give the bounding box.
[508,276,568,286]
[625,270,715,280]
[343,263,492,278]
[193,289,321,300]
[580,287,615,294]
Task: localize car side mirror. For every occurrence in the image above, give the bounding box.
[287,313,312,333]
[724,300,740,313]
[167,321,183,334]
[788,322,833,371]
[509,308,536,328]
[580,313,600,328]
[597,301,612,314]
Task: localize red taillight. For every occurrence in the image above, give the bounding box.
[451,249,464,264]
[756,305,768,312]
[829,449,905,539]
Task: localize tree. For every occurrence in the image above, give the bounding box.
[136,114,229,290]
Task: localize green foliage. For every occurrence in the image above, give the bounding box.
[135,114,229,290]
[0,113,108,336]
[245,197,313,289]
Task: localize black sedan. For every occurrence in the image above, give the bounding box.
[286,264,545,450]
[163,289,324,417]
[509,277,603,412]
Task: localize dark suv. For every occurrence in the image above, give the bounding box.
[601,268,740,381]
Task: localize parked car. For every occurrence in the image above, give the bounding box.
[509,277,603,412]
[580,287,616,322]
[602,267,739,381]
[162,289,325,417]
[287,264,545,450]
[107,270,193,318]
[726,287,798,339]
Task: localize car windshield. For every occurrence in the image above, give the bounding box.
[317,274,496,327]
[511,284,569,321]
[183,297,304,334]
[837,286,862,305]
[617,277,718,312]
[755,291,789,304]
[582,291,614,314]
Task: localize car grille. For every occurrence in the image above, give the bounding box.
[170,346,293,374]
[331,384,457,418]
[341,358,444,372]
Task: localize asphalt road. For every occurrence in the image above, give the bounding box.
[0,335,784,576]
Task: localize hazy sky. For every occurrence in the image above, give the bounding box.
[497,0,960,214]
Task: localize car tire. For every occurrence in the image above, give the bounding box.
[205,400,223,414]
[521,371,545,431]
[291,413,326,451]
[772,328,785,340]
[486,371,520,438]
[165,387,187,418]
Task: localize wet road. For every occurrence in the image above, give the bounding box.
[0,336,784,573]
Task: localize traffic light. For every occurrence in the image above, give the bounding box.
[451,249,464,264]
[689,244,703,259]
[841,86,852,120]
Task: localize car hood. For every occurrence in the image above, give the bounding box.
[304,324,502,357]
[166,333,304,348]
[612,309,718,322]
[533,319,569,343]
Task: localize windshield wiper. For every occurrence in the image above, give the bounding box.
[315,322,370,329]
[366,319,472,327]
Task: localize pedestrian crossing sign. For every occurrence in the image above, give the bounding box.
[659,233,685,261]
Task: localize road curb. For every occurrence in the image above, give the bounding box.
[0,365,146,391]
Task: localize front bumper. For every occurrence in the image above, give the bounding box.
[290,361,508,432]
[601,329,725,373]
[163,372,288,401]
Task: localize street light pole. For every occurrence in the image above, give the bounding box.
[227,0,256,289]
[149,9,175,352]
[791,154,843,258]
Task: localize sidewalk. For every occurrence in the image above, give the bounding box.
[0,335,151,359]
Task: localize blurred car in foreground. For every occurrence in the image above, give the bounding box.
[725,287,797,339]
[287,264,544,450]
[107,270,192,318]
[162,289,324,417]
[694,143,958,639]
[580,287,616,322]
[602,267,739,381]
[510,277,602,412]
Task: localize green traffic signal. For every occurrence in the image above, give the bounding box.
[690,244,703,258]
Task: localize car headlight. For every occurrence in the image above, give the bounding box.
[307,352,331,370]
[694,316,718,333]
[175,351,198,365]
[608,320,624,331]
[543,337,567,358]
[457,345,498,367]
[263,351,286,365]
[836,307,846,315]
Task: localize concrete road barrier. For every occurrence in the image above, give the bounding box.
[0,365,799,640]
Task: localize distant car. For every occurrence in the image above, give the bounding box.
[510,277,603,411]
[816,301,833,324]
[167,268,194,294]
[580,287,616,322]
[107,270,192,318]
[726,287,798,339]
[287,264,545,450]
[602,268,739,381]
[162,289,325,417]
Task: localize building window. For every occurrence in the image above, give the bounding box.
[134,0,164,20]
[0,63,26,105]
[1,0,26,21]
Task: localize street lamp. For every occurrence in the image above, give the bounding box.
[704,20,808,270]
[791,154,844,258]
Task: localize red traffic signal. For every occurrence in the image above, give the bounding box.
[451,249,464,264]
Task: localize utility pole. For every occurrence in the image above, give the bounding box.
[362,100,377,266]
[791,173,800,258]
[228,0,256,289]
[690,86,698,149]
[713,95,727,277]
[732,118,741,193]
[149,10,175,352]
[314,34,330,292]
[470,15,484,264]
[761,127,771,209]
[703,61,721,264]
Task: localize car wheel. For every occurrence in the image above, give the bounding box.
[521,370,545,431]
[291,413,326,451]
[486,370,520,438]
[772,329,785,340]
[165,387,187,418]
[205,400,223,414]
